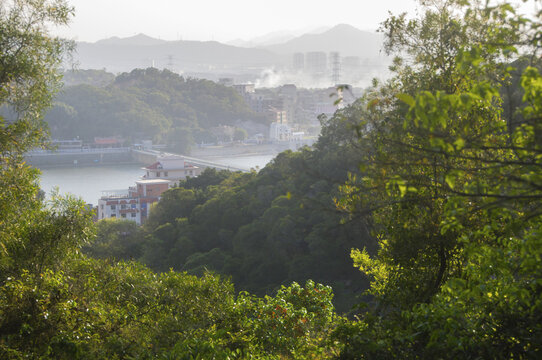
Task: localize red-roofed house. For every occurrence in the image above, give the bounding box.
[94,136,124,148]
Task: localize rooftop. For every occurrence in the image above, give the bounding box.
[143,161,162,170]
[135,179,171,185]
[142,161,197,171]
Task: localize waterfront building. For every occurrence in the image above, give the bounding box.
[97,179,170,225]
[98,155,201,224]
[94,136,124,148]
[142,155,202,186]
[269,122,292,141]
[52,139,83,150]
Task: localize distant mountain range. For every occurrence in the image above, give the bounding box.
[94,33,167,46]
[264,24,384,58]
[74,38,281,74]
[69,24,387,76]
[226,26,331,48]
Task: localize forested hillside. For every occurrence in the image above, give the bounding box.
[45,68,266,152]
[61,69,115,87]
[90,105,376,312]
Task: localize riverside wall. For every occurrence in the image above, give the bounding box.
[25,148,140,168]
[130,149,158,164]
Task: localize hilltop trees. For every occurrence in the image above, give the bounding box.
[45,68,268,151]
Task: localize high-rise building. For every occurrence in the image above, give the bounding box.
[293,53,305,71]
[305,52,327,76]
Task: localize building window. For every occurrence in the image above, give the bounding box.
[111,205,116,210]
[157,172,160,177]
[121,204,126,209]
[131,213,136,218]
[111,214,116,218]
[131,204,136,209]
[164,171,168,177]
[121,213,126,218]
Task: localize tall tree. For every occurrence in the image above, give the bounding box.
[0,0,76,274]
[334,0,542,357]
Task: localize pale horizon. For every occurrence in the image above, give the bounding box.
[51,0,538,44]
[52,0,424,43]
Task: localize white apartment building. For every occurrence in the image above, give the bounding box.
[97,179,171,225]
[142,155,202,186]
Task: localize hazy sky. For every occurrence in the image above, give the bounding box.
[51,0,538,43]
[52,0,424,42]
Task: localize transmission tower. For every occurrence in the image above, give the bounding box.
[330,52,341,85]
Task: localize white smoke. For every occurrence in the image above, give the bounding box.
[254,66,390,89]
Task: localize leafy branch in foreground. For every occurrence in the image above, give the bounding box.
[334,0,542,358]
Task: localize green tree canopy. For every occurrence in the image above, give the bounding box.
[45,68,268,150]
[333,0,542,357]
[0,2,341,358]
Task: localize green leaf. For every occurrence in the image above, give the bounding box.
[445,174,456,189]
[395,93,415,107]
[454,137,465,150]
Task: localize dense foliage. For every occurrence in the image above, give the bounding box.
[331,0,542,358]
[0,1,338,358]
[88,3,542,357]
[2,256,338,358]
[45,68,267,152]
[0,0,74,276]
[93,106,376,312]
[61,69,115,88]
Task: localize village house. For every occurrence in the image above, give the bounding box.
[143,155,202,186]
[98,155,201,225]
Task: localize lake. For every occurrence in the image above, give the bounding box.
[39,154,276,205]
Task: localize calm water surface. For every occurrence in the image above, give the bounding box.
[39,155,275,205]
[39,164,145,205]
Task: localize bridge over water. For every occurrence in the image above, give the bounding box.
[131,149,251,173]
[26,147,252,172]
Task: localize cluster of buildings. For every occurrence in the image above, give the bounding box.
[220,80,358,143]
[52,136,126,151]
[292,52,367,85]
[97,155,201,225]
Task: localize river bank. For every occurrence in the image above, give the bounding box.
[190,139,315,159]
[190,143,282,158]
[39,152,276,205]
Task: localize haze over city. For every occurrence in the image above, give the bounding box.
[53,0,536,43]
[54,0,437,42]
